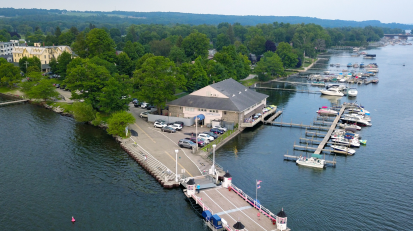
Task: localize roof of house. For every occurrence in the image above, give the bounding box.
[168,78,268,112]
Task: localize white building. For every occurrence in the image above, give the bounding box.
[0,41,19,56]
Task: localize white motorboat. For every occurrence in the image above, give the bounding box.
[296,154,326,169]
[320,88,344,96]
[343,113,371,122]
[330,145,356,155]
[338,123,361,130]
[340,117,371,127]
[317,106,338,115]
[347,88,358,97]
[331,137,360,147]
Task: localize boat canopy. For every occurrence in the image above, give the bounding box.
[311,154,323,159]
[322,106,328,109]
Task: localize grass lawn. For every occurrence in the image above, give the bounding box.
[201,130,235,152]
[0,87,12,93]
[46,101,73,112]
[239,78,259,87]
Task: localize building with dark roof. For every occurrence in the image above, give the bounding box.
[167,78,268,127]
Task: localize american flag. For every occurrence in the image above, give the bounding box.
[257,180,262,189]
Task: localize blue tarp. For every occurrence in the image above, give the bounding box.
[194,114,205,120]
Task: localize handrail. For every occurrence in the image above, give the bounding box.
[191,194,213,215]
[230,184,276,221]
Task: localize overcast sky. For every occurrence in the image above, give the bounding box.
[4,0,413,24]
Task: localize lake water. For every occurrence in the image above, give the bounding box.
[1,44,412,230]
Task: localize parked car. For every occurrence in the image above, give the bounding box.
[140,111,150,118]
[161,126,176,133]
[146,105,155,110]
[185,137,205,147]
[134,103,140,107]
[174,121,185,127]
[154,121,167,128]
[203,131,218,139]
[213,125,227,132]
[210,128,224,134]
[198,133,214,142]
[141,102,148,108]
[167,123,182,131]
[132,98,138,104]
[55,84,60,88]
[178,139,196,149]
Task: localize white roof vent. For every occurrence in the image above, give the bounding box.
[239,91,241,94]
[245,89,247,91]
[232,94,235,97]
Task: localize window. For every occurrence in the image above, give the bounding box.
[44,55,46,58]
[185,107,194,112]
[223,111,227,115]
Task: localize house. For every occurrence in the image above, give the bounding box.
[12,43,73,65]
[167,78,268,128]
[0,41,19,56]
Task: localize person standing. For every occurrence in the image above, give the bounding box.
[196,184,200,194]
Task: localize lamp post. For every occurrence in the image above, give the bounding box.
[175,149,179,182]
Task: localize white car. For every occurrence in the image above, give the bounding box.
[154,121,167,128]
[198,133,214,141]
[168,124,182,131]
[213,125,227,132]
[140,111,150,118]
[141,102,148,108]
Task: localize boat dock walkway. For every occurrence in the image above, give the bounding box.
[251,86,321,94]
[263,110,283,124]
[185,183,289,231]
[314,105,346,154]
[266,121,330,131]
[293,144,352,155]
[0,99,28,107]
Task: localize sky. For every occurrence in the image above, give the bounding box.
[4,0,413,24]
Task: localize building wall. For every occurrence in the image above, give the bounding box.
[0,41,18,55]
[169,105,184,117]
[12,46,72,65]
[221,110,241,125]
[190,85,228,98]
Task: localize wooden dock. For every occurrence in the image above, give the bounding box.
[267,121,330,131]
[0,99,28,107]
[293,145,353,155]
[314,105,346,154]
[264,110,283,124]
[251,86,321,94]
[299,138,335,145]
[305,131,327,138]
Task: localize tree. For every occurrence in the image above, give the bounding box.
[169,46,187,64]
[213,45,250,80]
[123,41,145,60]
[265,40,277,52]
[276,42,298,68]
[56,51,72,78]
[185,56,208,92]
[226,24,235,44]
[107,111,135,138]
[26,79,59,101]
[182,32,210,60]
[255,52,285,80]
[72,32,88,58]
[26,66,40,74]
[117,52,133,76]
[58,31,75,46]
[71,102,96,122]
[64,59,112,109]
[54,26,61,38]
[216,33,231,51]
[133,56,186,113]
[149,39,172,57]
[98,77,131,113]
[19,56,41,73]
[248,35,266,55]
[85,28,116,62]
[176,35,183,48]
[0,62,21,88]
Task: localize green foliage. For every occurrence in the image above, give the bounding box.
[85,28,116,62]
[26,79,59,100]
[55,51,72,78]
[216,33,231,51]
[248,35,266,55]
[276,42,298,68]
[71,102,96,122]
[184,57,208,92]
[0,62,22,88]
[18,56,41,73]
[149,39,172,57]
[182,31,210,60]
[116,52,133,76]
[169,46,187,64]
[107,111,135,138]
[0,29,11,41]
[123,41,145,60]
[65,58,112,109]
[98,77,131,113]
[213,45,250,80]
[133,56,186,111]
[255,51,285,80]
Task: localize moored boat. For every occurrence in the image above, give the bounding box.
[331,137,360,147]
[317,106,338,115]
[330,145,356,155]
[347,88,358,97]
[320,88,344,96]
[296,154,326,169]
[338,123,362,130]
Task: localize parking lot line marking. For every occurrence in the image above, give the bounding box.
[164,151,193,177]
[134,123,156,143]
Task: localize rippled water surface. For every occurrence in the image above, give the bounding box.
[1,45,412,230]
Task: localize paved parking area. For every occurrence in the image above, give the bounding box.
[128,105,216,177]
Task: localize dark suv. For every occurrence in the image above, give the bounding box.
[178,139,196,149]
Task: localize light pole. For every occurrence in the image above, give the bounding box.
[175,149,179,182]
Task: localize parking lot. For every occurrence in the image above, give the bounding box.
[128,105,220,177]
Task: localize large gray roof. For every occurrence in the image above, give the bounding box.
[168,78,268,112]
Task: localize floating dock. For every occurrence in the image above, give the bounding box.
[0,99,28,107]
[284,155,336,166]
